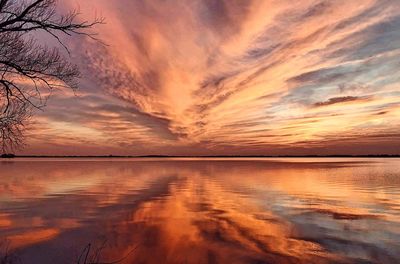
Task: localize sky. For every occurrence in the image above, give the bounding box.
[23,0,400,156]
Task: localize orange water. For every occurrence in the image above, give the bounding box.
[1,158,400,263]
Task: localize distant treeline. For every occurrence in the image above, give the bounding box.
[1,154,15,158]
[1,154,400,158]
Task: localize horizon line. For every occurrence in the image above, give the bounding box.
[2,154,400,158]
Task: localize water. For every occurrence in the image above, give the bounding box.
[1,158,400,264]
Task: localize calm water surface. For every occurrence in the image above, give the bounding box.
[1,158,400,263]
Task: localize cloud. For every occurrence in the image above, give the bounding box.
[313,96,371,107]
[21,0,400,155]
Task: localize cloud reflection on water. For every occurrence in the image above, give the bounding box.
[1,158,400,263]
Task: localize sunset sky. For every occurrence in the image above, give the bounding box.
[23,0,400,156]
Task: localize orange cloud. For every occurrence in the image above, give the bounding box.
[20,0,400,155]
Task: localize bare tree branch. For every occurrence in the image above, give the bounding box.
[0,0,103,153]
[0,99,31,153]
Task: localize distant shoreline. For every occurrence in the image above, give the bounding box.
[2,154,400,159]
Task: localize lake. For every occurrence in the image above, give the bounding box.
[1,158,400,264]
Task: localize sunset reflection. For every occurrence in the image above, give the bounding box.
[1,158,400,263]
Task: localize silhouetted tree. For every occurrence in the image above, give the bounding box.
[0,0,102,153]
[0,99,30,152]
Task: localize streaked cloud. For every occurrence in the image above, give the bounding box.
[312,96,372,107]
[23,0,400,155]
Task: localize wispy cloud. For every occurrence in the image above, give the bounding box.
[313,96,372,107]
[23,0,400,155]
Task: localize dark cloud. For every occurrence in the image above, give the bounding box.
[288,66,356,85]
[198,0,254,38]
[301,1,333,19]
[313,96,370,107]
[38,94,179,141]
